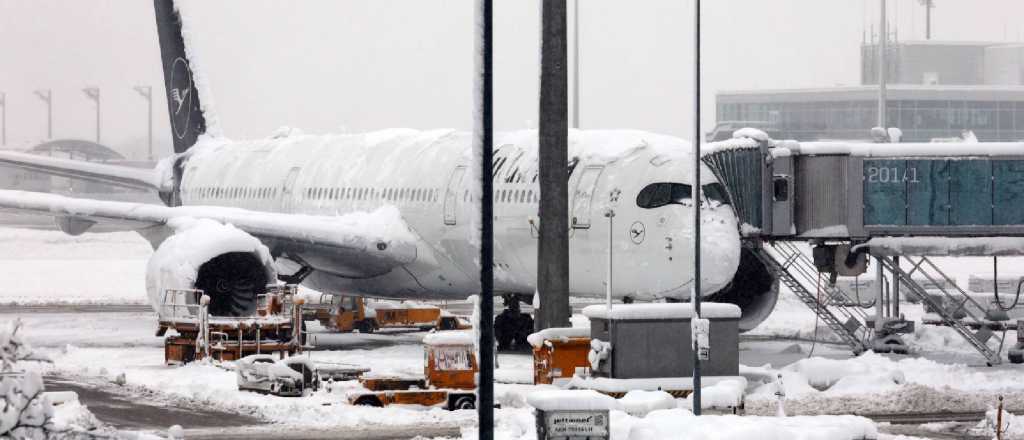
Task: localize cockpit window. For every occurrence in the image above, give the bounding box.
[702,182,731,206]
[636,182,693,209]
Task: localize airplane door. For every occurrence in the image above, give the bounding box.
[279,166,301,213]
[571,166,604,229]
[444,166,467,225]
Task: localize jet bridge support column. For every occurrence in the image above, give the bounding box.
[871,255,910,354]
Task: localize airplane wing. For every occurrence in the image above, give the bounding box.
[0,150,171,192]
[0,190,417,278]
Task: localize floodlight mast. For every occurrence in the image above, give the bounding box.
[82,87,101,144]
[692,0,703,416]
[134,86,154,160]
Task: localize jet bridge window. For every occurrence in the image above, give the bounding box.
[636,182,692,209]
[702,182,731,206]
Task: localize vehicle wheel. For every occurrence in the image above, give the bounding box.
[439,317,458,331]
[449,395,476,410]
[512,313,534,350]
[494,312,515,350]
[356,320,375,334]
[353,395,383,407]
[1010,352,1024,364]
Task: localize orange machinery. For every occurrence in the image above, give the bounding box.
[162,285,303,364]
[529,328,592,385]
[306,295,465,333]
[349,331,477,410]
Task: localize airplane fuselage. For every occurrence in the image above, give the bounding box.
[177,129,742,302]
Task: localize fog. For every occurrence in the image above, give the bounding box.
[2,0,1022,159]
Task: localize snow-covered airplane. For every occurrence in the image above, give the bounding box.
[0,1,777,345]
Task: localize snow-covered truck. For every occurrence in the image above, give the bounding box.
[304,295,467,333]
[349,331,477,410]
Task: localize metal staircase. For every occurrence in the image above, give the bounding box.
[753,241,871,354]
[877,256,1004,366]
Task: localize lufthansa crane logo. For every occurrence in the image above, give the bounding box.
[169,57,194,140]
[629,221,645,244]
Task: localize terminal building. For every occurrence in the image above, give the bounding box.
[714,41,1024,142]
[0,139,154,194]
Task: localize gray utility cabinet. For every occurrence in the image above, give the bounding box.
[583,304,740,379]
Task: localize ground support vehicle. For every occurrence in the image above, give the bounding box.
[527,328,592,385]
[160,285,304,365]
[349,331,477,410]
[304,295,466,333]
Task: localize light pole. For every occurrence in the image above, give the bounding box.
[692,0,703,416]
[0,92,6,146]
[34,89,52,140]
[134,85,154,160]
[878,0,888,129]
[82,87,100,144]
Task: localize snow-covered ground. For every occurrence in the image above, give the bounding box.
[0,227,152,305]
[5,226,1024,439]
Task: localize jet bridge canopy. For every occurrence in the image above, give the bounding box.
[703,137,1024,252]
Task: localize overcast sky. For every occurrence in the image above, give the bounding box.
[2,0,1023,159]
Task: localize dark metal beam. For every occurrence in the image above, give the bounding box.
[474,0,495,438]
[537,0,571,331]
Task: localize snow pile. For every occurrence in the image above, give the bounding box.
[526,389,622,412]
[683,378,747,410]
[860,236,1024,257]
[618,390,677,417]
[1,320,112,438]
[622,411,876,440]
[974,406,1024,439]
[582,303,741,321]
[782,356,905,390]
[526,327,590,349]
[587,339,610,371]
[731,127,771,142]
[423,330,475,346]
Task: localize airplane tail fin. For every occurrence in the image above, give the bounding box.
[153,0,206,154]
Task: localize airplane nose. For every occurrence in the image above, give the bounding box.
[696,207,742,295]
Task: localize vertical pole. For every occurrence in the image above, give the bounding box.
[538,0,571,331]
[474,0,495,437]
[47,92,52,140]
[606,210,614,312]
[892,255,900,318]
[692,0,703,416]
[571,0,580,129]
[878,0,888,129]
[875,257,884,333]
[147,89,153,160]
[925,0,931,40]
[96,91,101,144]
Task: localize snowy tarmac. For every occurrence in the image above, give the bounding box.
[5,226,1024,438]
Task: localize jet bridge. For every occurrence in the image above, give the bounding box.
[703,132,1024,365]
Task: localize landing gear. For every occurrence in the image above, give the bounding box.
[494,295,534,351]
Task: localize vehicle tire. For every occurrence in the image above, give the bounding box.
[449,394,476,410]
[512,313,534,350]
[439,317,458,331]
[356,320,375,334]
[1010,352,1024,364]
[353,395,383,407]
[494,312,514,350]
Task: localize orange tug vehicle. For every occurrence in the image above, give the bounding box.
[349,331,478,410]
[304,294,466,333]
[528,327,592,385]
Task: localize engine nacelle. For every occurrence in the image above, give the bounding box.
[146,218,276,318]
[704,247,779,332]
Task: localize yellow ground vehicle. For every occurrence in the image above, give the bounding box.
[305,295,465,333]
[349,331,477,410]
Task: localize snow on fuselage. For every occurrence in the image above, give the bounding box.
[177,128,741,301]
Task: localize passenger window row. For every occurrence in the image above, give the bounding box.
[188,186,277,200]
[304,187,441,203]
[461,188,540,204]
